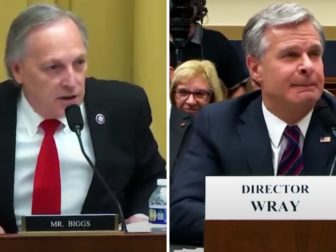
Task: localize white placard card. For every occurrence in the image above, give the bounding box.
[206,176,336,220]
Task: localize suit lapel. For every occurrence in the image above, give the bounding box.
[170,106,192,169]
[237,96,274,175]
[81,81,111,212]
[0,81,20,232]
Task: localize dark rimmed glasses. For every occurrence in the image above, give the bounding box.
[173,88,212,101]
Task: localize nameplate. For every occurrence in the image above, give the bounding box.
[21,214,118,232]
[206,176,336,220]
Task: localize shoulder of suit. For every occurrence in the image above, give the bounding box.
[197,91,260,124]
[204,90,261,113]
[0,79,20,100]
[84,77,148,106]
[85,77,142,91]
[85,77,145,96]
[0,79,19,90]
[322,90,336,110]
[202,27,229,41]
[195,91,261,127]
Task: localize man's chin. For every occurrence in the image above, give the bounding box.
[293,90,321,103]
[290,95,321,111]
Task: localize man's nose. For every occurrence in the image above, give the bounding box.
[61,67,77,87]
[298,54,313,75]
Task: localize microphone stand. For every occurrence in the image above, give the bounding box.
[330,155,336,176]
[73,126,128,232]
[329,127,336,176]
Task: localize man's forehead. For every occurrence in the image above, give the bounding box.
[23,20,85,55]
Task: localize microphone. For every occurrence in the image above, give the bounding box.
[65,104,128,232]
[315,99,336,138]
[65,105,84,134]
[315,99,336,175]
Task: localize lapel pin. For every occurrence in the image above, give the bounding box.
[95,113,105,125]
[180,122,186,128]
[320,136,331,143]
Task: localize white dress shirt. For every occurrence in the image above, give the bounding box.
[262,102,312,175]
[14,92,94,230]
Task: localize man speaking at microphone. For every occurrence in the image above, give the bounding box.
[171,3,336,245]
[0,4,165,233]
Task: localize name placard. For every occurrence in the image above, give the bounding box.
[206,176,336,220]
[21,214,118,232]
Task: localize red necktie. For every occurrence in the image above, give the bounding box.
[277,125,304,176]
[32,119,61,214]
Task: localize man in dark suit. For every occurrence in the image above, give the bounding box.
[170,0,249,98]
[0,4,165,233]
[171,3,332,245]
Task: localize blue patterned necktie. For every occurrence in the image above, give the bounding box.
[277,125,304,176]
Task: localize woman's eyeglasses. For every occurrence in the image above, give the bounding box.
[174,88,212,101]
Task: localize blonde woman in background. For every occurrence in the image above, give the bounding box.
[170,60,224,176]
[170,60,224,114]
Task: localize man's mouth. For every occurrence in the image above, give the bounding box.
[58,95,77,100]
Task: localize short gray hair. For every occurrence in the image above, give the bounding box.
[242,3,325,59]
[5,4,88,79]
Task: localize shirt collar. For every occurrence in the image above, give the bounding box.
[17,91,85,136]
[262,102,313,148]
[189,22,202,44]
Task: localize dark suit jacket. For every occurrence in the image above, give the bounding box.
[170,90,336,245]
[0,78,166,233]
[169,106,193,178]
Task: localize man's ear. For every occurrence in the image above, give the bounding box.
[11,63,23,84]
[246,55,263,84]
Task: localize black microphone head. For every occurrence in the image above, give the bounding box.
[65,104,84,132]
[315,99,336,132]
